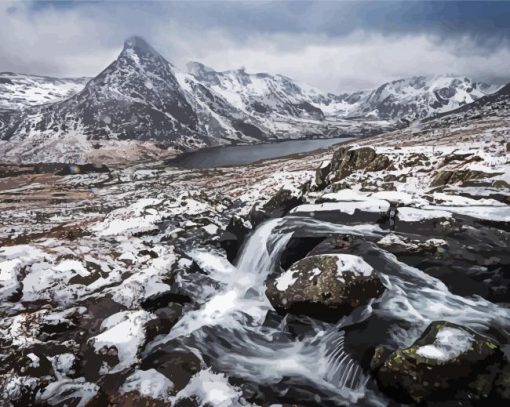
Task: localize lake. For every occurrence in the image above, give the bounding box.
[167,137,354,169]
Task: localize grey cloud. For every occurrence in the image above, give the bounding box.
[1,1,509,93]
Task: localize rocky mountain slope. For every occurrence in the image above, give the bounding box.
[343,75,498,121]
[0,73,88,110]
[187,63,498,123]
[1,37,389,164]
[0,36,502,164]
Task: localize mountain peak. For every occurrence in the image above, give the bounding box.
[122,36,160,57]
[186,61,215,76]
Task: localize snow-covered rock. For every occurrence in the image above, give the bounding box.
[266,254,385,321]
[375,321,508,404]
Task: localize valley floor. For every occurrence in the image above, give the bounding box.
[0,115,509,406]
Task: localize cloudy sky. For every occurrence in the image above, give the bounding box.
[1,0,510,92]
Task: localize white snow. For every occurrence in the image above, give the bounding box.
[89,310,155,372]
[275,269,298,291]
[423,205,510,222]
[291,200,390,215]
[416,327,474,362]
[173,369,243,407]
[397,207,453,222]
[120,368,174,399]
[334,254,374,280]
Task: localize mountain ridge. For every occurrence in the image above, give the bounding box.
[0,36,505,163]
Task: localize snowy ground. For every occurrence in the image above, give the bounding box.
[0,110,509,405]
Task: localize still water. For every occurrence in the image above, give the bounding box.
[167,137,354,169]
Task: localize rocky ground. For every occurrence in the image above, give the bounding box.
[0,113,509,405]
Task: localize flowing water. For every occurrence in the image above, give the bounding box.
[146,216,510,406]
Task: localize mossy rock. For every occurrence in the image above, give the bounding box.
[376,321,507,404]
[266,254,385,322]
[318,147,392,188]
[430,170,499,187]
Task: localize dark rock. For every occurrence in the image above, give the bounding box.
[431,169,499,187]
[321,147,392,187]
[266,254,385,322]
[55,163,110,176]
[98,392,170,407]
[219,215,252,262]
[250,187,305,227]
[141,347,202,391]
[376,321,508,404]
[279,236,326,270]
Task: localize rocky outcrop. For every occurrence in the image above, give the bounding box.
[249,187,305,226]
[316,147,392,189]
[219,215,252,262]
[430,169,499,187]
[374,321,509,404]
[266,254,385,322]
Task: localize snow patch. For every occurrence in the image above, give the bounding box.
[416,327,474,362]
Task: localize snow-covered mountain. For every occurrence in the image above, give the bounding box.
[345,75,498,122]
[0,37,282,162]
[186,62,333,121]
[0,36,502,164]
[0,37,386,163]
[0,72,88,110]
[186,64,499,123]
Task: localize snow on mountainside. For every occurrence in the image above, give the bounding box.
[0,37,277,163]
[186,61,332,121]
[186,63,499,123]
[0,36,502,164]
[0,37,390,164]
[347,75,498,121]
[0,73,89,110]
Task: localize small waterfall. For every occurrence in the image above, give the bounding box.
[145,215,510,406]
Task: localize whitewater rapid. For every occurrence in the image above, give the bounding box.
[145,216,510,406]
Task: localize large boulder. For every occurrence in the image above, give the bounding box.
[249,187,305,226]
[430,169,499,187]
[265,254,385,322]
[317,147,392,189]
[219,215,252,262]
[374,321,508,404]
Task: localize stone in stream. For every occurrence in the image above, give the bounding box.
[373,321,509,404]
[219,215,252,262]
[265,254,385,322]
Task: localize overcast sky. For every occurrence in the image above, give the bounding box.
[1,0,510,93]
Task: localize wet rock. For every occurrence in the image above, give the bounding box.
[279,236,326,270]
[370,345,393,372]
[494,363,510,401]
[144,303,183,342]
[141,347,202,392]
[315,159,331,189]
[219,215,252,262]
[306,236,353,257]
[266,254,385,322]
[250,187,305,226]
[375,321,508,404]
[431,169,499,187]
